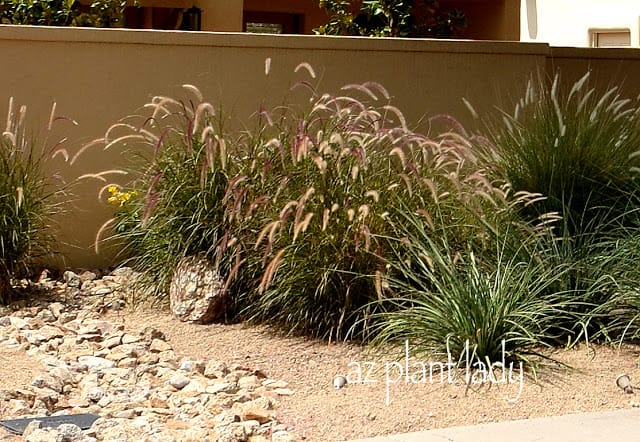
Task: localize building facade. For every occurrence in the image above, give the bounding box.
[128,0,521,42]
[521,0,640,48]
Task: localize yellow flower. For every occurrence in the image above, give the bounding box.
[106,186,137,207]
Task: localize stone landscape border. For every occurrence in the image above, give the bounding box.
[0,268,295,441]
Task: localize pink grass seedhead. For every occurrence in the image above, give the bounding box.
[258,248,286,294]
[141,191,161,227]
[341,83,380,101]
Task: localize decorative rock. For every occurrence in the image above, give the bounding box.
[22,420,43,437]
[238,375,261,389]
[108,344,140,361]
[49,366,74,387]
[90,287,113,296]
[37,309,57,323]
[25,429,58,442]
[169,375,191,390]
[112,409,137,419]
[79,271,98,282]
[158,350,178,365]
[121,333,141,344]
[101,335,122,349]
[263,379,289,389]
[32,374,64,393]
[216,422,247,442]
[140,326,165,342]
[85,386,105,402]
[179,359,205,374]
[204,360,229,379]
[55,423,86,441]
[169,255,227,324]
[206,382,238,395]
[10,316,29,329]
[63,271,81,288]
[149,339,172,353]
[48,303,65,319]
[239,406,274,424]
[333,375,347,389]
[77,356,116,371]
[0,269,297,442]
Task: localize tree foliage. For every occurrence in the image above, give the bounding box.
[315,0,466,38]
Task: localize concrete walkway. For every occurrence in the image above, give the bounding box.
[347,409,640,441]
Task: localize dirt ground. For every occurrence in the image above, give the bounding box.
[2,305,640,441]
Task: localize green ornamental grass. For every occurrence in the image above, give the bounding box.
[0,99,64,303]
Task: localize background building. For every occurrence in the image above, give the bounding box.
[521,0,640,48]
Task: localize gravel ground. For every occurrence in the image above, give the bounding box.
[1,303,640,441]
[103,308,640,441]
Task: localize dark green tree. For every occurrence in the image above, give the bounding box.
[315,0,466,38]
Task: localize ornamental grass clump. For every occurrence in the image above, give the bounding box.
[369,202,581,366]
[0,99,66,303]
[241,72,515,341]
[481,72,640,346]
[486,72,640,237]
[95,86,246,303]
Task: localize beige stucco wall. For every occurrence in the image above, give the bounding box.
[521,0,640,47]
[0,25,637,269]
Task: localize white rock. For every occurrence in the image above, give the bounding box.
[55,423,86,441]
[169,375,190,390]
[85,387,105,402]
[77,356,116,371]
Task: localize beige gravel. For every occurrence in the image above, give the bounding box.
[104,308,640,441]
[1,304,639,441]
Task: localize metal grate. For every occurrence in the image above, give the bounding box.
[0,413,100,435]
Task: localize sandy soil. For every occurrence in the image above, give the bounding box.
[2,305,640,441]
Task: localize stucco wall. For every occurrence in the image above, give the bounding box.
[0,25,637,269]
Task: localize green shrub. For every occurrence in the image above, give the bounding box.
[0,0,127,27]
[561,222,640,345]
[315,0,466,38]
[101,67,640,352]
[239,83,410,340]
[0,99,64,303]
[100,71,511,341]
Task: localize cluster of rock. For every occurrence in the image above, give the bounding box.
[0,268,296,441]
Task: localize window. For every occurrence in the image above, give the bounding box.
[243,11,303,34]
[245,22,284,34]
[590,29,631,48]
